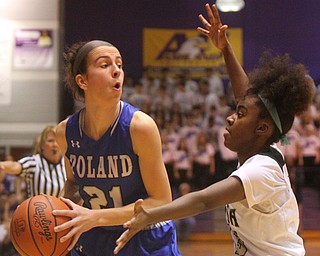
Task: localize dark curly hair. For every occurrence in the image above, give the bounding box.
[245,50,314,144]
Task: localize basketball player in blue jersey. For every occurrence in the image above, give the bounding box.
[114,4,314,256]
[53,40,181,255]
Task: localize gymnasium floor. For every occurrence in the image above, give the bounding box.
[178,237,320,256]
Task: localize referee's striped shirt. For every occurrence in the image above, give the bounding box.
[18,154,66,197]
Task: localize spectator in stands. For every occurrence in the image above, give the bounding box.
[216,119,238,181]
[121,74,136,102]
[139,66,161,97]
[217,95,232,120]
[174,76,196,114]
[191,104,206,128]
[192,133,215,189]
[128,81,151,109]
[179,113,202,153]
[162,122,180,152]
[206,67,224,97]
[161,132,177,190]
[298,123,320,188]
[150,85,173,120]
[202,105,224,132]
[159,68,176,95]
[173,138,193,188]
[1,155,20,197]
[173,182,196,241]
[184,69,199,94]
[198,79,220,114]
[0,193,19,256]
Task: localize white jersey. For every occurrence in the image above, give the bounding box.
[226,145,305,256]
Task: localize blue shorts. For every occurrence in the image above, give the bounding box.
[70,221,181,256]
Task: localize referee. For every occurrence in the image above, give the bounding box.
[0,125,66,198]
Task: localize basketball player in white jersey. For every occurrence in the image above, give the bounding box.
[114,4,314,256]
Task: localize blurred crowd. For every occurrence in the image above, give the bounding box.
[0,155,23,255]
[121,68,320,197]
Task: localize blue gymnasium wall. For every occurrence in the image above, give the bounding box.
[63,0,320,83]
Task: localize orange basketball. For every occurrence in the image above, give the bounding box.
[10,194,72,256]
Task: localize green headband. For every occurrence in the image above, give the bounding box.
[257,94,290,145]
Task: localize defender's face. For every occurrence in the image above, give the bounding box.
[223,95,261,153]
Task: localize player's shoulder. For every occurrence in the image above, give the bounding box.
[132,111,157,129]
[56,118,69,153]
[56,118,68,136]
[130,111,159,143]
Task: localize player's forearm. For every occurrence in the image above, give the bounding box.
[144,191,209,225]
[94,196,171,227]
[222,43,249,99]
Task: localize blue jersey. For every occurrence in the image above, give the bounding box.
[66,101,148,214]
[66,101,181,256]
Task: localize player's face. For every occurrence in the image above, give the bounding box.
[84,46,124,103]
[223,95,261,154]
[42,131,62,161]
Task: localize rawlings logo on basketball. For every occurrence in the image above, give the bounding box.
[33,202,53,241]
[13,218,26,236]
[10,195,71,256]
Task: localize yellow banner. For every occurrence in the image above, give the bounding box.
[143,28,242,78]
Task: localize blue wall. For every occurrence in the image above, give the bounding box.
[64,0,320,83]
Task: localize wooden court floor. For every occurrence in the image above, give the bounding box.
[177,232,320,256]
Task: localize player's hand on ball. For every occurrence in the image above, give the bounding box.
[10,195,72,256]
[114,199,149,254]
[53,197,95,251]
